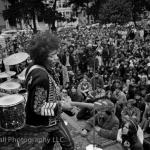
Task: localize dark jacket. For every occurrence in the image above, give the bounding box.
[84,114,119,140]
[59,54,75,67]
[69,92,84,102]
[90,76,104,90]
[25,64,59,126]
[122,135,143,150]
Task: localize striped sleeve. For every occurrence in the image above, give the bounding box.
[34,87,57,116]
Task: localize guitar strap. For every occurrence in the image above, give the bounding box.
[25,65,47,81]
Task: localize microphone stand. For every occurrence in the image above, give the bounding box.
[92,47,97,150]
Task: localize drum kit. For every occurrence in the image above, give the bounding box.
[0,52,29,131]
[0,94,25,131]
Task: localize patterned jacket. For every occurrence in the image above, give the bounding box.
[121,106,141,123]
[25,64,61,126]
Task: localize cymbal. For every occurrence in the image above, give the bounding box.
[0,71,16,79]
[4,52,29,65]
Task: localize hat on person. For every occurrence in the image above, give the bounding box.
[145,93,150,103]
[94,99,114,112]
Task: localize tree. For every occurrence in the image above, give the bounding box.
[2,0,65,32]
[83,0,94,24]
[87,0,106,22]
[99,0,132,25]
[22,0,45,33]
[43,6,65,30]
[3,0,45,33]
[3,0,24,27]
[127,0,145,26]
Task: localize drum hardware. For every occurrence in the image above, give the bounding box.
[18,88,27,102]
[0,94,26,131]
[17,68,27,84]
[3,52,29,66]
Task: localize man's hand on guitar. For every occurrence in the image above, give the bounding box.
[95,126,101,132]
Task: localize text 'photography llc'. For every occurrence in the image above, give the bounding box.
[0,136,64,144]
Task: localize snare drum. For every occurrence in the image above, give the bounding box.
[0,94,25,131]
[0,81,21,94]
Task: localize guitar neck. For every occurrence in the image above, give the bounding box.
[70,101,94,109]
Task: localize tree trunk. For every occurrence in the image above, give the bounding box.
[19,19,23,29]
[131,9,137,28]
[51,20,56,31]
[48,23,51,31]
[86,2,89,24]
[133,15,137,27]
[51,0,57,32]
[32,9,37,33]
[131,0,137,28]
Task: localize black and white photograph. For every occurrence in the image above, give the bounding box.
[0,0,150,150]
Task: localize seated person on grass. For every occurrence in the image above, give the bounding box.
[81,99,119,140]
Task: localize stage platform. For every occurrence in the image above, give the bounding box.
[0,112,123,150]
[0,111,149,150]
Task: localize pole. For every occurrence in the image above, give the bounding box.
[93,48,97,150]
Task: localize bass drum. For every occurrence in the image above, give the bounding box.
[0,94,25,131]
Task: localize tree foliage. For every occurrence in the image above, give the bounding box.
[87,0,106,22]
[99,0,132,25]
[43,6,65,30]
[2,0,65,32]
[127,0,144,24]
[3,0,24,26]
[3,0,45,32]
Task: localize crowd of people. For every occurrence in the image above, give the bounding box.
[55,23,150,150]
[0,22,150,150]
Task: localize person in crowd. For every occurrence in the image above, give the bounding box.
[87,84,106,103]
[81,99,119,140]
[25,32,74,150]
[59,50,75,71]
[118,118,143,150]
[68,85,84,102]
[90,72,104,90]
[140,93,150,133]
[127,80,137,99]
[2,21,150,148]
[87,67,94,79]
[77,74,92,98]
[121,99,141,123]
[61,63,70,87]
[60,89,75,116]
[112,80,127,124]
[76,83,106,120]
